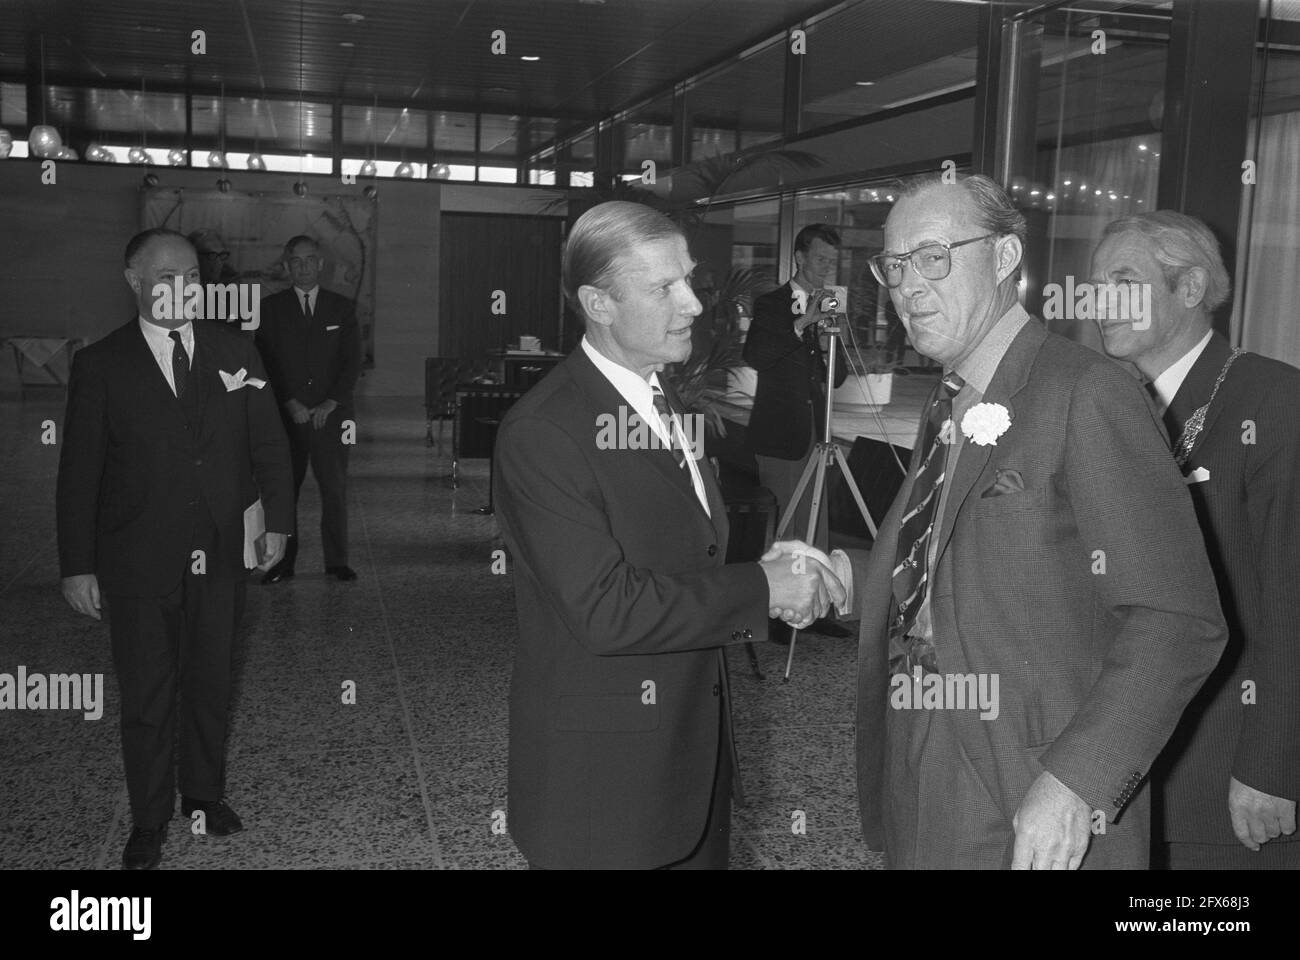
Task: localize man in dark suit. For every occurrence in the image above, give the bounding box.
[57,229,294,869]
[255,236,362,583]
[494,201,844,870]
[744,223,849,552]
[1092,211,1299,869]
[854,174,1227,869]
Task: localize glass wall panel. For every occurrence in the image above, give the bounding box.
[685,39,784,162]
[799,0,981,133]
[1002,1,1171,347]
[1234,14,1300,366]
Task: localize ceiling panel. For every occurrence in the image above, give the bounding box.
[0,0,843,122]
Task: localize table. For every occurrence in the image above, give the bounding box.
[487,349,565,389]
[5,336,82,396]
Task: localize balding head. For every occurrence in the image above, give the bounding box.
[124,229,199,330]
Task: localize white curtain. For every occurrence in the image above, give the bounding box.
[1233,111,1300,367]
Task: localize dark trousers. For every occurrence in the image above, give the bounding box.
[106,518,244,828]
[282,407,351,569]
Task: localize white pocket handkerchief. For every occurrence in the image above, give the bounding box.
[220,367,267,392]
[325,325,340,331]
[1185,466,1211,484]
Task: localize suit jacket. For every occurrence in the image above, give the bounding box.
[255,287,362,411]
[744,281,848,460]
[1152,332,1300,845]
[854,318,1227,867]
[494,347,770,869]
[56,318,295,597]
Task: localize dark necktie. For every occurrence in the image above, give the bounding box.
[169,330,190,399]
[302,291,313,323]
[888,371,964,675]
[650,386,687,470]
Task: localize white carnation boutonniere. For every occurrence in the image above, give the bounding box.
[960,402,1011,446]
[790,287,809,316]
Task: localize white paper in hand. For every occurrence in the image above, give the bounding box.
[243,499,266,569]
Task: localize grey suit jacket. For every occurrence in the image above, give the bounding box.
[855,318,1227,867]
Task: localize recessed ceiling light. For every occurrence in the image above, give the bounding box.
[521,55,540,61]
[855,81,875,86]
[339,41,355,48]
[342,13,365,22]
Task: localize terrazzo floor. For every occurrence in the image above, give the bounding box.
[1,394,884,870]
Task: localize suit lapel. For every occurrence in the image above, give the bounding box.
[1165,332,1232,465]
[568,349,716,533]
[933,320,1044,567]
[660,377,724,538]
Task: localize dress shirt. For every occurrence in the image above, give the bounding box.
[913,302,1032,642]
[1150,329,1214,418]
[293,285,320,318]
[582,336,710,517]
[138,316,194,398]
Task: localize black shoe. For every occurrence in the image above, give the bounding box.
[769,620,792,646]
[325,565,358,581]
[261,563,294,585]
[122,823,167,870]
[180,797,244,836]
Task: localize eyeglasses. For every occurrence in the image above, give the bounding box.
[869,234,998,288]
[199,250,230,261]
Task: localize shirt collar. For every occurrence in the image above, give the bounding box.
[581,335,662,406]
[1151,328,1214,413]
[293,285,320,299]
[953,301,1033,394]
[139,316,194,346]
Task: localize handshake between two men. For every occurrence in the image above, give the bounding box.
[757,540,853,631]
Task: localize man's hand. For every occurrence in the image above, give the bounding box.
[1011,771,1092,870]
[285,399,311,425]
[1229,776,1298,850]
[794,289,831,336]
[257,532,289,571]
[759,543,844,629]
[762,540,848,620]
[61,574,102,621]
[310,399,338,430]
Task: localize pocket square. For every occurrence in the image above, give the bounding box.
[980,468,1025,498]
[325,324,340,331]
[219,367,267,392]
[1185,466,1210,484]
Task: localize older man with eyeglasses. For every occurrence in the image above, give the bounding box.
[852,172,1226,869]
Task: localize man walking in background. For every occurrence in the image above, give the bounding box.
[57,228,294,869]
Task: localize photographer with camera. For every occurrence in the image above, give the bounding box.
[744,224,850,643]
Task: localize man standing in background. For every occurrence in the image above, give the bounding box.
[256,236,362,584]
[1092,210,1299,868]
[744,224,849,643]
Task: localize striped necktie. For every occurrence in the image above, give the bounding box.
[650,385,686,469]
[888,371,963,675]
